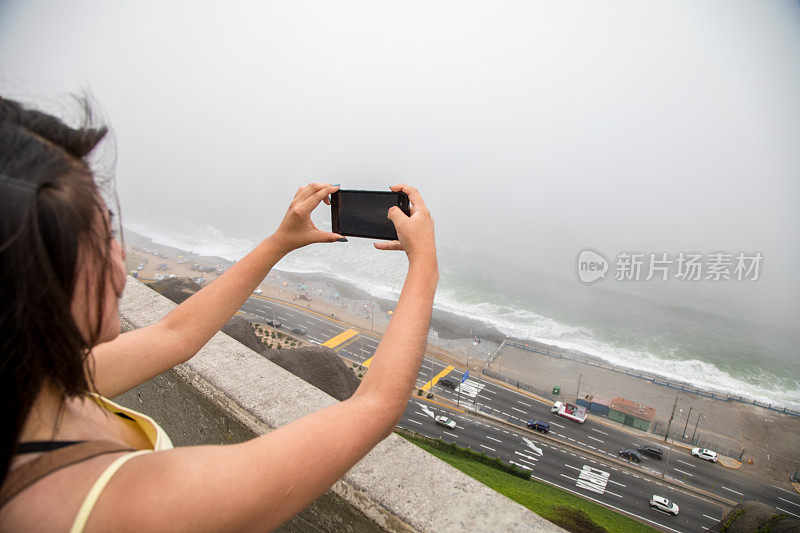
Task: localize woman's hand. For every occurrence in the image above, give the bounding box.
[374,184,436,266]
[272,183,344,253]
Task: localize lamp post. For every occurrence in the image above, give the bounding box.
[682,406,693,439]
[664,391,679,443]
[691,412,702,442]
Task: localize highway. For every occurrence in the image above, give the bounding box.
[239,294,800,532]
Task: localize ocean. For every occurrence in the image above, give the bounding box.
[125,214,800,411]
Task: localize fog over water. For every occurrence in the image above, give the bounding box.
[2,1,799,406]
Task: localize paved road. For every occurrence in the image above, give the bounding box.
[239,294,800,530]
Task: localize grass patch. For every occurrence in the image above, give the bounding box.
[398,431,657,533]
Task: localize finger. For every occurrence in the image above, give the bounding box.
[386,205,407,224]
[317,231,346,243]
[293,186,306,201]
[299,184,339,215]
[390,183,426,211]
[296,182,331,204]
[373,241,403,251]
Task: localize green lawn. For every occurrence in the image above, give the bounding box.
[399,432,658,533]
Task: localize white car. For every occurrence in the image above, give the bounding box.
[253,289,263,295]
[649,495,679,516]
[434,415,456,429]
[691,447,718,462]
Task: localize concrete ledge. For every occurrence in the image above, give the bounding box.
[114,278,561,532]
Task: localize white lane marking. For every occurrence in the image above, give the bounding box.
[722,485,744,496]
[673,468,694,477]
[549,421,566,428]
[675,459,695,468]
[486,436,502,443]
[480,444,496,452]
[501,412,511,417]
[409,419,423,426]
[482,388,496,395]
[443,431,458,438]
[517,400,532,407]
[511,407,527,414]
[774,485,798,494]
[511,461,533,471]
[532,475,685,533]
[778,497,800,508]
[567,437,576,442]
[522,438,543,456]
[702,514,718,520]
[588,436,604,443]
[590,428,608,435]
[776,507,800,518]
[514,451,539,463]
[588,445,596,451]
[701,527,709,531]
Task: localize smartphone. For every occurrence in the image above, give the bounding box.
[330,189,411,240]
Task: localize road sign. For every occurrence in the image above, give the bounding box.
[461,369,469,383]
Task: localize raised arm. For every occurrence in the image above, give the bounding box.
[87,184,439,532]
[89,183,344,398]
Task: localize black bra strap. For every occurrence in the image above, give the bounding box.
[15,440,87,454]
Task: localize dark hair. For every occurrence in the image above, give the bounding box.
[0,96,114,485]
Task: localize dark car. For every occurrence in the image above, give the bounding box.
[619,449,643,462]
[527,420,549,434]
[290,326,307,336]
[638,445,664,460]
[438,377,457,389]
[265,320,282,329]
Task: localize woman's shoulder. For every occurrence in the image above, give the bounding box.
[0,449,134,532]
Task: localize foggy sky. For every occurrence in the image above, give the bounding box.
[2,0,799,313]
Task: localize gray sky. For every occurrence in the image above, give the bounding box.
[2,0,799,309]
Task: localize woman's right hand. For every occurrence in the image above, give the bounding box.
[374,184,437,267]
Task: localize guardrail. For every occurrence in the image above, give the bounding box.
[497,340,800,418]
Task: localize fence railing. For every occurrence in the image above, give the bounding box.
[496,340,800,418]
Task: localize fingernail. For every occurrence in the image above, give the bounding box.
[336,237,348,242]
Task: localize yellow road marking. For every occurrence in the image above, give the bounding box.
[362,356,373,367]
[420,365,455,392]
[322,328,359,348]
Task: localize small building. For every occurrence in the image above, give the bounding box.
[607,397,655,432]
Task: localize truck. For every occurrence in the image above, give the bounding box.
[551,401,587,423]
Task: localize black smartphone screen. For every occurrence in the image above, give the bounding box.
[331,190,410,240]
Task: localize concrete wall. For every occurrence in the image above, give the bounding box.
[114,278,562,532]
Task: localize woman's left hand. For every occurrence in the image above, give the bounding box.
[272,183,344,253]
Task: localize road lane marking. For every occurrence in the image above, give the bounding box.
[517,400,532,407]
[776,507,799,518]
[588,436,604,443]
[480,444,496,452]
[702,514,718,520]
[567,437,575,442]
[486,436,502,443]
[511,461,532,471]
[673,468,694,477]
[443,431,458,438]
[322,328,359,348]
[409,419,423,426]
[550,421,566,428]
[675,459,695,467]
[511,407,527,414]
[722,486,743,496]
[362,356,374,367]
[590,428,608,436]
[419,365,455,392]
[514,451,539,462]
[778,497,800,508]
[482,388,496,395]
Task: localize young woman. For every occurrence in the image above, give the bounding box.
[0,97,438,531]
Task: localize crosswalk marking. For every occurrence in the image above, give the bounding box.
[456,379,485,398]
[321,328,359,348]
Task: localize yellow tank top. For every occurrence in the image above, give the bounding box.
[69,395,173,532]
